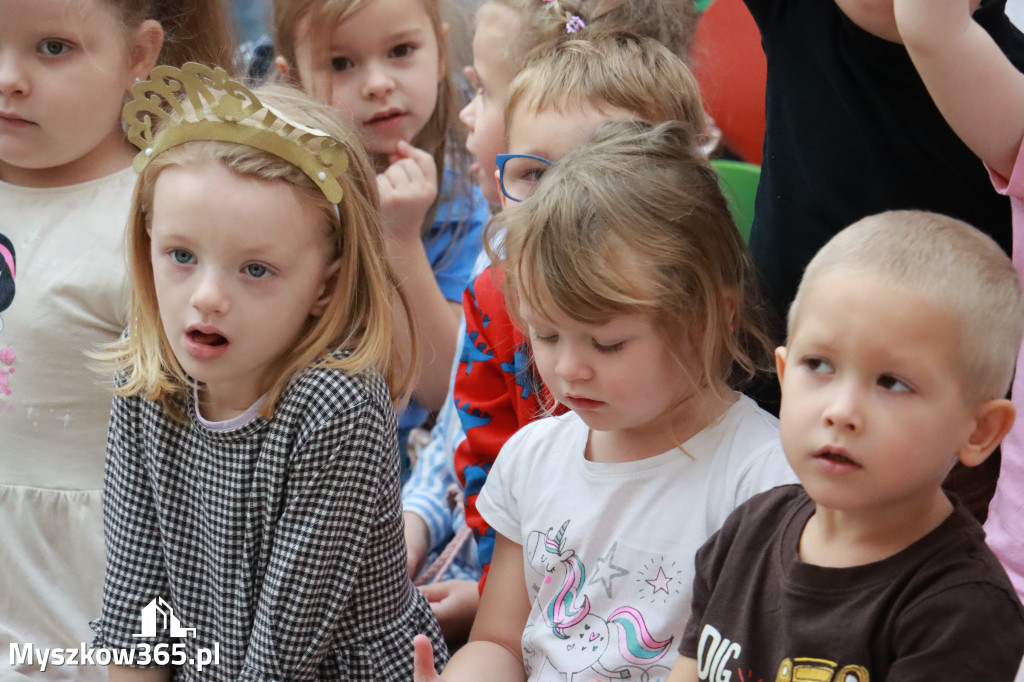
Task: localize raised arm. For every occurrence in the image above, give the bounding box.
[895,0,1024,178]
[378,141,459,411]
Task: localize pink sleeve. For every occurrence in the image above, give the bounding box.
[985,135,1024,604]
[987,135,1024,199]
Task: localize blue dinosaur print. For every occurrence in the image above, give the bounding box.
[460,330,494,374]
[501,344,535,400]
[455,399,492,432]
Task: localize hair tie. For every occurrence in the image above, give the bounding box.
[565,15,585,33]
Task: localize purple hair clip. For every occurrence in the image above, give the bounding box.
[565,15,585,33]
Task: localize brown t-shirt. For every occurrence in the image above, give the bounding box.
[681,485,1024,681]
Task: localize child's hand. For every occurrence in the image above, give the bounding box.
[404,511,431,578]
[412,634,447,682]
[419,578,480,648]
[377,141,438,246]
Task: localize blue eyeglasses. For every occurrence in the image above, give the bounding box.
[495,153,555,202]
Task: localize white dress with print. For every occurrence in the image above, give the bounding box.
[0,168,134,681]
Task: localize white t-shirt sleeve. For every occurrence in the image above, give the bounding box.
[733,439,799,503]
[476,423,534,546]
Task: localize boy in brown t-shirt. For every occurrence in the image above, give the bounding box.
[670,210,1024,681]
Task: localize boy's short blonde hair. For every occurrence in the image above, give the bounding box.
[788,210,1024,402]
[504,32,706,147]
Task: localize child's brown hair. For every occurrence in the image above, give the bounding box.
[112,0,238,70]
[501,119,773,400]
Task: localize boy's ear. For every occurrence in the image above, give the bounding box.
[310,259,342,317]
[774,346,788,388]
[959,398,1016,467]
[495,168,508,210]
[128,19,164,84]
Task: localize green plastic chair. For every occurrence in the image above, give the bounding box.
[712,159,760,244]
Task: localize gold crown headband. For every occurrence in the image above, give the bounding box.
[123,63,349,204]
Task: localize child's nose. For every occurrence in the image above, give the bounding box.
[822,382,862,432]
[554,347,592,383]
[459,94,476,129]
[191,270,230,315]
[361,62,395,99]
[0,53,30,97]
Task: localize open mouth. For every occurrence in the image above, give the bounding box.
[814,448,859,468]
[365,109,404,125]
[188,330,227,346]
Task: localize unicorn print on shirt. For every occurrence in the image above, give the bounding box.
[523,521,674,682]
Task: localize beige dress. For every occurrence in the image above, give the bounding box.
[0,168,134,681]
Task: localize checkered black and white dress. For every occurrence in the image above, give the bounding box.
[93,361,448,680]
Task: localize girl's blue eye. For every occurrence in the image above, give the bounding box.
[244,263,271,279]
[39,40,70,57]
[390,43,415,58]
[331,57,354,72]
[878,374,911,393]
[170,249,194,265]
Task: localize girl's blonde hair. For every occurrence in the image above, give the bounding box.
[481,0,698,74]
[109,0,237,70]
[500,120,772,397]
[103,83,415,422]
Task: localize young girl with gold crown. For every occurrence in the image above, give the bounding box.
[93,64,447,681]
[0,1,235,677]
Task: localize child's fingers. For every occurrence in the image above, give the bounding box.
[390,141,438,183]
[386,158,428,186]
[412,634,443,681]
[418,581,450,603]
